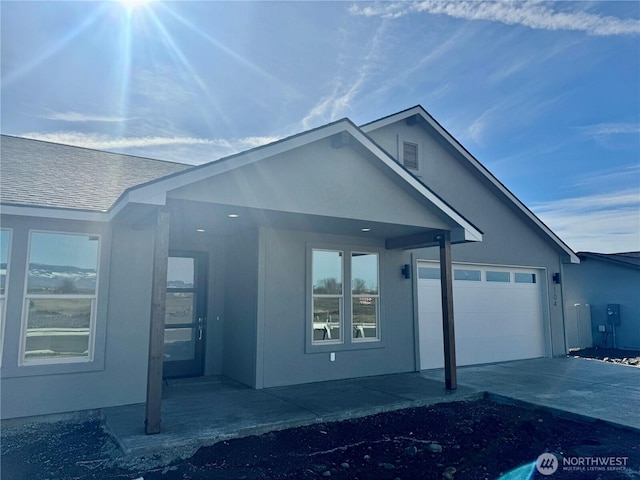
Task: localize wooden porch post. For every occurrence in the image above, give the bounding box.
[438,231,457,390]
[145,208,170,435]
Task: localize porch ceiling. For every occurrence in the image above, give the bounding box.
[166,199,449,248]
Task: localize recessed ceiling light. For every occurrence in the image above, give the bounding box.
[361,228,371,232]
[196,228,206,233]
[228,214,239,218]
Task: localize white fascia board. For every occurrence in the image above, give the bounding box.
[363,107,578,263]
[0,204,108,222]
[346,124,483,243]
[109,121,354,215]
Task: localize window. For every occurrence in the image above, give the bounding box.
[418,267,440,280]
[21,232,100,364]
[310,248,381,347]
[454,269,481,281]
[486,271,510,283]
[312,250,343,344]
[0,229,11,365]
[515,273,536,284]
[352,253,379,341]
[402,141,419,170]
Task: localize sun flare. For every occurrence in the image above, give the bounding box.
[118,0,153,10]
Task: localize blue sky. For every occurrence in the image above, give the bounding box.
[1,1,639,253]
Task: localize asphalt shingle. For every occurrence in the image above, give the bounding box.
[0,135,191,212]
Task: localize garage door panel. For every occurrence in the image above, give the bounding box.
[418,262,545,369]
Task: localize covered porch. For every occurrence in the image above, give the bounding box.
[112,121,483,434]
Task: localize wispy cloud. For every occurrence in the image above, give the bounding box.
[531,189,640,253]
[301,20,391,129]
[349,1,640,36]
[579,122,640,138]
[39,111,129,122]
[20,131,280,164]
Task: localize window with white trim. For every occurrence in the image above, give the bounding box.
[311,248,381,346]
[0,229,11,365]
[402,141,419,170]
[312,250,343,344]
[21,232,100,364]
[351,253,379,341]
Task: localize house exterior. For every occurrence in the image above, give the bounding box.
[0,106,579,422]
[563,252,640,350]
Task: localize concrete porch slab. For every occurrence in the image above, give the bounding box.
[103,373,481,460]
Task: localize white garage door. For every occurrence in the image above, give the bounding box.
[418,261,546,370]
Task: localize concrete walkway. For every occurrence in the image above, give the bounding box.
[103,357,639,462]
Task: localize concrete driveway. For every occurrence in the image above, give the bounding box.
[421,356,640,430]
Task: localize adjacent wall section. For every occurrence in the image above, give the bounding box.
[0,216,154,419]
[258,228,416,388]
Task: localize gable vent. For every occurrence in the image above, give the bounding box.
[402,141,418,170]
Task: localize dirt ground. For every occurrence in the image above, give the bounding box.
[2,396,639,480]
[567,346,640,366]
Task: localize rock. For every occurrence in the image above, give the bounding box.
[473,443,481,449]
[460,426,473,434]
[453,445,461,450]
[404,445,418,456]
[313,464,327,472]
[443,473,454,480]
[322,470,332,477]
[340,462,350,469]
[427,443,443,453]
[379,463,396,470]
[603,357,610,361]
[364,455,371,461]
[444,466,457,474]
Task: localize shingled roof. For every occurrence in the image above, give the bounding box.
[0,135,191,212]
[578,251,640,269]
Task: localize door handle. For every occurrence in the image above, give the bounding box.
[197,317,205,341]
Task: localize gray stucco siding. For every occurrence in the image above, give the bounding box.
[564,260,640,349]
[0,216,154,419]
[368,122,568,357]
[259,228,416,388]
[222,228,260,387]
[169,138,453,231]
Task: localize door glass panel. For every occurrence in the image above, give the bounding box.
[164,327,195,362]
[165,293,194,325]
[167,257,194,289]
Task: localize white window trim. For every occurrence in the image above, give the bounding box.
[19,230,101,366]
[351,251,380,343]
[308,244,384,353]
[0,228,12,367]
[311,249,344,346]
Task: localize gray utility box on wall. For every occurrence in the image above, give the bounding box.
[607,304,621,325]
